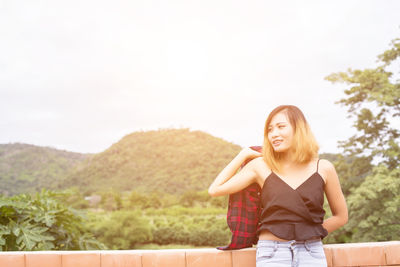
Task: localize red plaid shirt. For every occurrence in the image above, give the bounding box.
[217,146,262,250]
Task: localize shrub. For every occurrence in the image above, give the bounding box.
[0,189,105,251]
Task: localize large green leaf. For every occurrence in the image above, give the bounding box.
[14,220,54,250]
[31,208,57,227]
[0,225,11,246]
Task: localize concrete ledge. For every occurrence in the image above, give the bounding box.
[0,241,399,267]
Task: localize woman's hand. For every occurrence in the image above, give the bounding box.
[208,146,262,197]
[239,146,262,160]
[237,146,263,167]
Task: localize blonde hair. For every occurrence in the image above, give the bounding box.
[262,105,319,172]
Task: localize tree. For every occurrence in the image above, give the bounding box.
[325,34,400,241]
[99,190,123,211]
[344,164,400,241]
[89,210,152,249]
[325,37,400,167]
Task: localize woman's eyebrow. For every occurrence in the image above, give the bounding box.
[272,121,287,125]
[269,121,288,127]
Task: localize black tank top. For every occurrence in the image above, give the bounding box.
[257,159,328,240]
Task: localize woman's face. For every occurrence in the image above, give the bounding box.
[267,111,294,153]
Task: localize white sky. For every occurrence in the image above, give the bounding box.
[1,0,399,154]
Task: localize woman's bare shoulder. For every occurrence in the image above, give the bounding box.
[247,157,272,183]
[317,159,337,183]
[318,159,335,171]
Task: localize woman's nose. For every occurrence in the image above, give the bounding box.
[269,128,278,138]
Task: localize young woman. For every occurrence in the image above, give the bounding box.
[208,105,348,267]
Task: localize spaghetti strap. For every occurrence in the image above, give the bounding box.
[316,159,320,173]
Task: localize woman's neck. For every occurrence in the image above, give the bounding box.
[277,151,316,172]
[278,150,296,165]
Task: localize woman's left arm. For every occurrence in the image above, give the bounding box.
[320,159,348,233]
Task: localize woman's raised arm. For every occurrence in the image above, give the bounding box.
[208,147,262,197]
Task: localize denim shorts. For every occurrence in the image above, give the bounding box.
[256,239,327,267]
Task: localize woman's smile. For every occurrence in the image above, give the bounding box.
[272,139,283,147]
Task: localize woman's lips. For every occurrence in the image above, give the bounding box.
[272,140,283,146]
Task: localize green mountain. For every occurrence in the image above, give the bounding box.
[0,130,352,197]
[58,128,242,194]
[0,143,88,195]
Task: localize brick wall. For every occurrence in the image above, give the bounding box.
[0,241,399,267]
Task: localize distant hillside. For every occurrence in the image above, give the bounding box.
[1,130,343,196]
[58,128,242,194]
[0,143,88,195]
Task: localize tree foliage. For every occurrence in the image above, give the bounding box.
[86,208,230,249]
[0,190,105,251]
[0,186,230,250]
[325,37,400,168]
[88,210,152,249]
[344,164,400,241]
[325,35,400,241]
